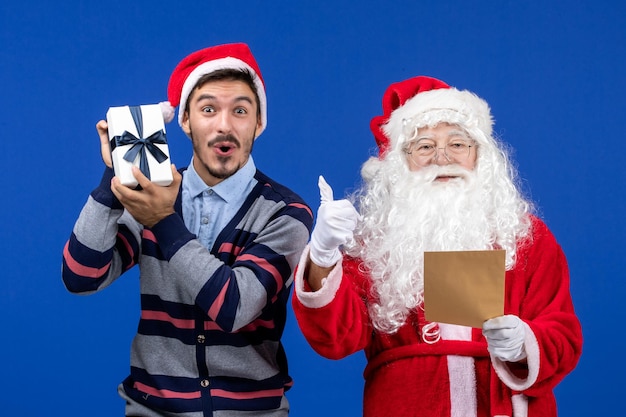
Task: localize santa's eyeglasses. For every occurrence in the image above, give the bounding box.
[403,138,475,167]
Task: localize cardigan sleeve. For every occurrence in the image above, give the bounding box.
[62,168,142,294]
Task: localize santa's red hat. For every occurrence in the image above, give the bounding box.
[370,76,450,156]
[362,75,493,180]
[161,43,267,137]
[369,75,493,156]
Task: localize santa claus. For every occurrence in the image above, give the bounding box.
[292,76,582,417]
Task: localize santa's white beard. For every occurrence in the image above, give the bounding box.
[347,162,528,333]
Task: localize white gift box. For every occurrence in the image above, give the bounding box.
[106,104,173,187]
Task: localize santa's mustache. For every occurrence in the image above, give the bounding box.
[412,164,474,183]
[208,134,240,148]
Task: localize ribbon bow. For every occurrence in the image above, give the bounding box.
[112,106,169,180]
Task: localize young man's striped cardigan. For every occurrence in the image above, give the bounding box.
[62,167,313,416]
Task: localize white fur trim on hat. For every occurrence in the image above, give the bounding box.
[177,57,267,135]
[383,88,493,151]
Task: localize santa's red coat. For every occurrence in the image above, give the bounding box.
[292,216,582,417]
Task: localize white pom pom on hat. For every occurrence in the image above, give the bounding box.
[163,43,267,138]
[159,101,176,124]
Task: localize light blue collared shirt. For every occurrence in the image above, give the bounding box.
[181,156,258,250]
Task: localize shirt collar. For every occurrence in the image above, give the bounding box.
[185,156,256,203]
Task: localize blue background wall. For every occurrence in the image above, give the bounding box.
[1,1,624,415]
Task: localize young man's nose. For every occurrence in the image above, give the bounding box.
[215,112,233,134]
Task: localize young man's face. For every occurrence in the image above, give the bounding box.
[182,79,262,186]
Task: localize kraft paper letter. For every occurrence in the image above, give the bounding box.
[423,250,505,328]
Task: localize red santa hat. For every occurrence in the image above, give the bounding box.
[362,75,493,179]
[161,43,267,137]
[370,76,450,156]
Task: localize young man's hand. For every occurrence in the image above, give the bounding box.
[96,120,113,168]
[111,164,182,227]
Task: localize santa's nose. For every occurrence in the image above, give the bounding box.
[433,148,452,165]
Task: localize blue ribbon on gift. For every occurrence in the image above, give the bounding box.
[112,106,169,180]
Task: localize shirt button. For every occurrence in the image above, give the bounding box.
[201,217,209,224]
[201,379,210,387]
[197,334,205,344]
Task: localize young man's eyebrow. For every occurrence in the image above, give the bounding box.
[233,96,254,105]
[195,93,216,102]
[194,94,254,105]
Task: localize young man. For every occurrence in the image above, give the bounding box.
[292,76,582,417]
[62,43,313,416]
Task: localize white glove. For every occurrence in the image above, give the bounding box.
[309,176,360,268]
[482,315,527,362]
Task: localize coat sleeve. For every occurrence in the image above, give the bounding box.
[492,216,583,396]
[292,249,372,360]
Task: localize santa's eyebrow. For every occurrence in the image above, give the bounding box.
[415,134,435,141]
[446,129,470,138]
[414,130,468,142]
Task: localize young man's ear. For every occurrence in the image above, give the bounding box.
[181,111,191,137]
[254,115,263,139]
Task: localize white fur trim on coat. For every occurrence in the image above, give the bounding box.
[294,245,344,308]
[491,321,540,391]
[440,324,477,417]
